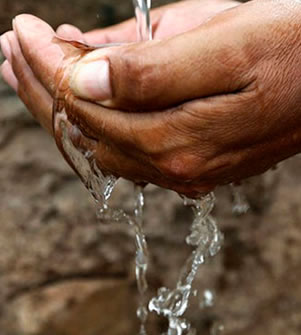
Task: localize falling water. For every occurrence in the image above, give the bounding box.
[53,108,150,333]
[132,1,152,333]
[133,0,153,41]
[134,185,149,335]
[149,193,223,335]
[52,1,224,334]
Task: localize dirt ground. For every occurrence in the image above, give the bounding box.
[1,1,301,335]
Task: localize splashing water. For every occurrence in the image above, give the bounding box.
[149,193,223,335]
[53,108,150,333]
[52,1,224,334]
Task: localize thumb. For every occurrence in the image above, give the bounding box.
[69,4,250,110]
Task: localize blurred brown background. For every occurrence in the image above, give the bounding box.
[1,0,301,334]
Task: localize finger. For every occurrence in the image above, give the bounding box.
[84,0,240,44]
[69,3,252,110]
[58,72,217,195]
[0,60,19,92]
[7,31,53,133]
[13,14,65,97]
[84,19,137,44]
[54,101,208,195]
[62,94,168,152]
[151,0,240,39]
[83,4,167,44]
[56,24,85,41]
[0,32,14,63]
[93,137,215,197]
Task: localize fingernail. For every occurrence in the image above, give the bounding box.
[70,59,112,101]
[0,35,12,63]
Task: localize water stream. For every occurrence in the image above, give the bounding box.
[149,193,223,335]
[52,1,224,334]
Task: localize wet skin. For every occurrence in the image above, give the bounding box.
[1,0,301,197]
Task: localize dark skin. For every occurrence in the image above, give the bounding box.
[1,0,301,197]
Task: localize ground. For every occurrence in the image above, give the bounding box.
[0,1,301,334]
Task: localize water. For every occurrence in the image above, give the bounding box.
[133,2,152,333]
[230,184,250,216]
[53,106,117,219]
[53,105,150,333]
[133,0,153,41]
[134,185,149,335]
[149,193,223,335]
[200,290,215,309]
[52,1,224,334]
[53,115,150,334]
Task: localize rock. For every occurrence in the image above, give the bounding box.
[2,279,137,335]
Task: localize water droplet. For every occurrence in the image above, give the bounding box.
[230,184,249,215]
[200,289,215,308]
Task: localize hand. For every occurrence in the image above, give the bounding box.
[75,0,239,44]
[2,0,301,197]
[0,0,239,196]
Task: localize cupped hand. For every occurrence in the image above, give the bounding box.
[0,0,240,196]
[2,0,301,197]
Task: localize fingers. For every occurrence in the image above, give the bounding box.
[13,14,65,97]
[0,60,18,92]
[83,3,166,44]
[55,96,213,196]
[84,20,137,45]
[0,32,13,62]
[92,137,215,197]
[83,0,240,45]
[56,96,213,195]
[69,3,252,111]
[1,32,18,91]
[56,24,85,41]
[151,0,240,39]
[7,29,54,133]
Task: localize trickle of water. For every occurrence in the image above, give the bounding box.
[134,185,149,335]
[133,0,153,41]
[54,113,117,219]
[149,193,224,335]
[54,108,150,334]
[132,1,152,333]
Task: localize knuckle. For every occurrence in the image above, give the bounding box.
[118,48,158,105]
